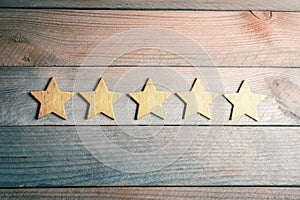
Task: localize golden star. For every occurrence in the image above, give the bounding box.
[30,77,74,120]
[224,80,267,121]
[176,78,214,119]
[129,78,172,119]
[80,78,123,119]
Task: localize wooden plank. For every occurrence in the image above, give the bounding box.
[1,10,300,67]
[1,187,300,199]
[0,66,299,126]
[0,126,299,187]
[0,0,300,11]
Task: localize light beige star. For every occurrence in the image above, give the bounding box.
[30,77,74,120]
[80,78,123,119]
[129,78,172,119]
[176,78,214,119]
[224,80,267,121]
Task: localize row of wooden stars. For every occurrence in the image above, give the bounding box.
[30,77,266,121]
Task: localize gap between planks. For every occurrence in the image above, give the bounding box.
[0,0,300,11]
[1,187,300,199]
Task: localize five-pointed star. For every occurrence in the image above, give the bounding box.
[80,78,123,119]
[176,78,214,119]
[224,80,267,121]
[128,78,172,119]
[30,77,74,120]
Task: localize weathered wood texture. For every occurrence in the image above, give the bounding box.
[1,187,300,199]
[0,0,299,11]
[0,67,299,125]
[1,10,300,67]
[1,5,299,195]
[0,126,299,187]
[29,77,74,120]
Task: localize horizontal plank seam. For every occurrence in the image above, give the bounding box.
[1,185,300,189]
[0,7,297,12]
[1,66,300,69]
[1,125,299,127]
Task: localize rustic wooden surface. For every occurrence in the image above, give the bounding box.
[0,0,299,11]
[0,67,299,125]
[1,10,300,67]
[0,126,299,187]
[1,187,300,199]
[0,1,299,198]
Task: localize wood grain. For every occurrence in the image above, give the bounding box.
[79,78,123,120]
[266,78,300,120]
[1,187,300,199]
[0,0,299,11]
[0,126,299,187]
[224,80,267,121]
[1,10,300,67]
[176,78,214,119]
[0,66,299,125]
[0,6,299,194]
[128,78,172,119]
[30,77,74,120]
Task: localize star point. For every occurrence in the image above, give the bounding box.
[30,77,74,120]
[80,78,123,119]
[176,78,214,119]
[129,78,172,120]
[224,80,267,121]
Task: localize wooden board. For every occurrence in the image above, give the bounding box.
[0,0,300,11]
[1,10,300,67]
[1,187,300,199]
[1,4,299,196]
[0,126,299,187]
[0,67,299,125]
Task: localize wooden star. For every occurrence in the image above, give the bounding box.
[30,77,74,120]
[80,78,123,119]
[176,78,214,119]
[129,78,172,119]
[224,80,267,121]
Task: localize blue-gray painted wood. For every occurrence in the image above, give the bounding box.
[0,67,299,125]
[0,5,299,193]
[0,126,299,187]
